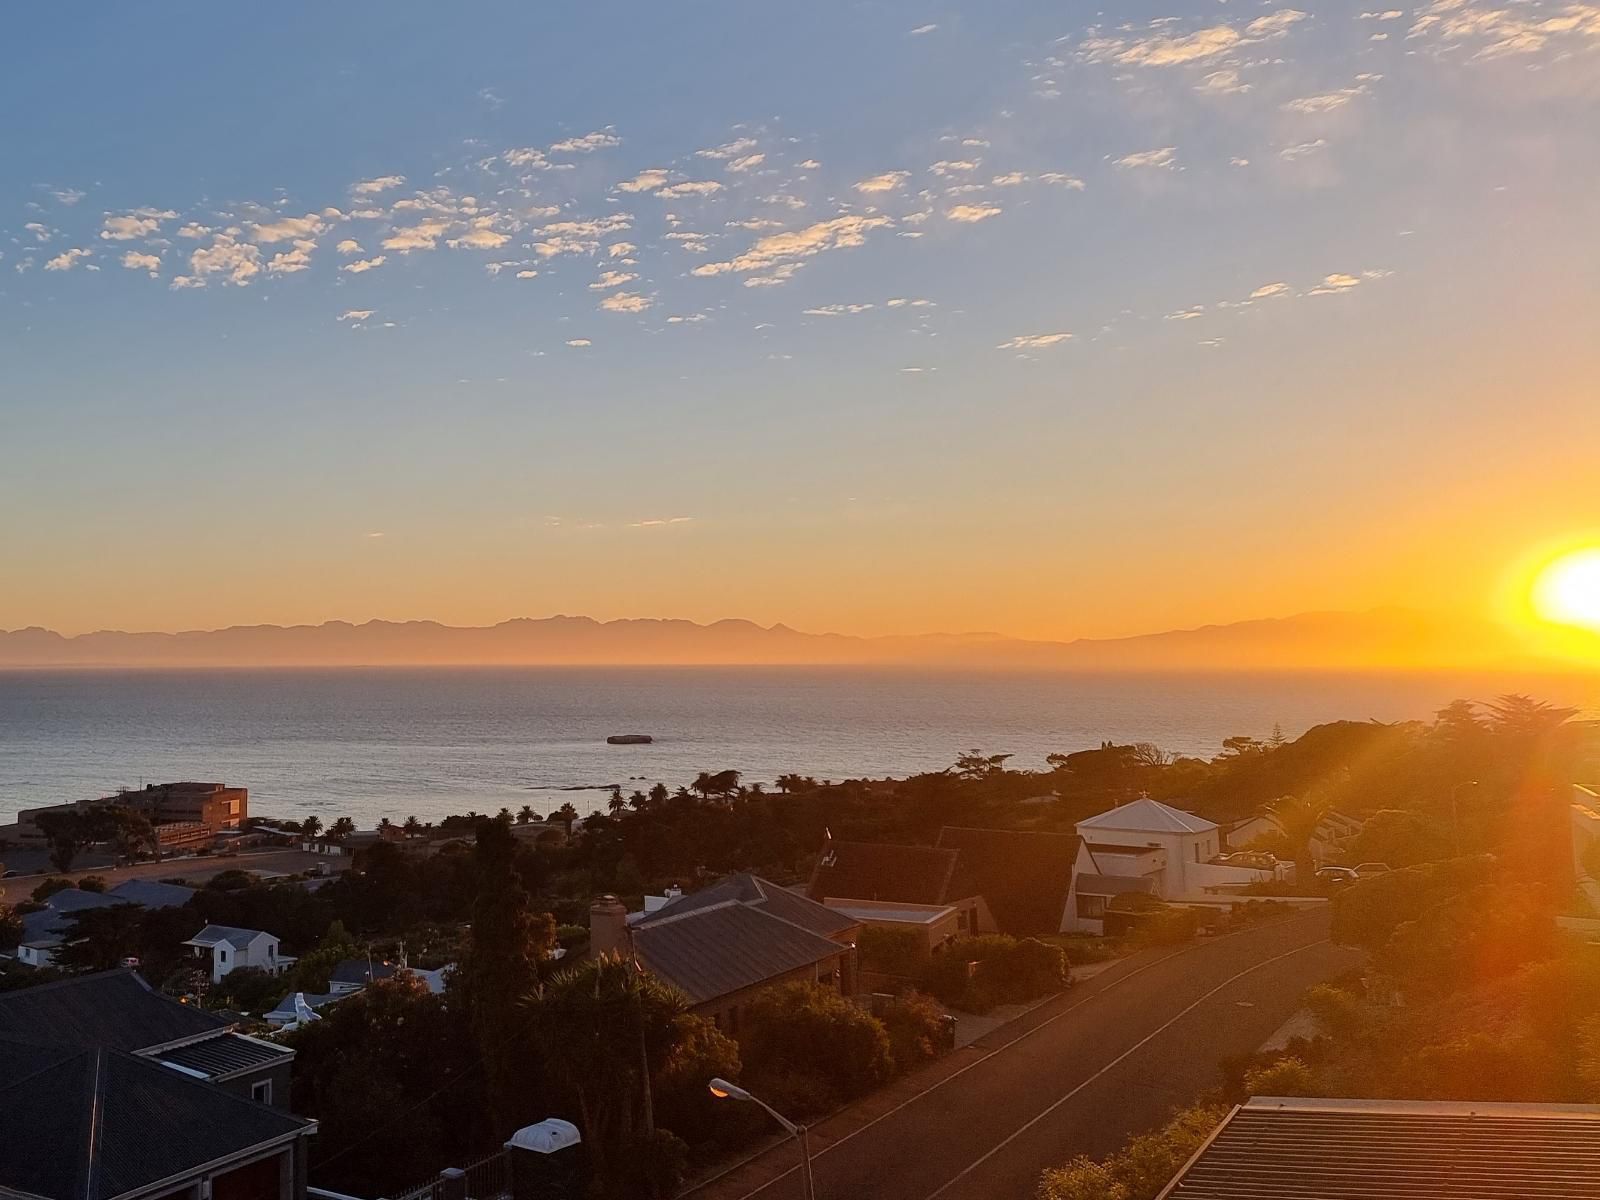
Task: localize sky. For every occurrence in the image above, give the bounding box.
[3,1,1599,643]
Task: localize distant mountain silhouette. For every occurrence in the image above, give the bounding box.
[0,608,1543,670]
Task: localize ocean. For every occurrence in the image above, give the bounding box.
[2,666,1596,828]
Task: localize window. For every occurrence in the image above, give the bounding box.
[1076,894,1106,919]
[251,1079,272,1104]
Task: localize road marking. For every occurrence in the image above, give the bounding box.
[920,939,1326,1200]
[687,913,1327,1200]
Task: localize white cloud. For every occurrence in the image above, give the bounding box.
[1198,69,1252,94]
[855,170,911,193]
[590,269,638,290]
[666,313,707,323]
[267,239,317,273]
[121,250,161,276]
[696,137,759,161]
[608,242,637,257]
[885,297,934,308]
[52,188,86,206]
[1249,281,1291,299]
[352,175,406,195]
[23,222,51,242]
[44,247,92,271]
[991,172,1028,186]
[252,213,329,244]
[947,203,1002,222]
[177,223,212,239]
[617,169,671,193]
[1078,9,1306,67]
[100,208,177,241]
[502,148,550,170]
[997,332,1072,350]
[187,232,261,286]
[1279,138,1328,160]
[550,130,621,153]
[382,218,452,252]
[339,309,374,321]
[1114,147,1177,170]
[930,160,979,176]
[448,225,512,250]
[336,239,363,255]
[691,214,892,280]
[1284,78,1378,113]
[566,338,592,347]
[657,180,723,198]
[629,516,694,527]
[804,303,874,316]
[727,153,766,172]
[516,269,539,279]
[599,290,652,312]
[1410,0,1600,59]
[341,255,387,274]
[910,23,938,34]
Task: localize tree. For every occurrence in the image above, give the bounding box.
[531,955,693,1198]
[953,749,1012,781]
[0,902,22,952]
[741,982,892,1110]
[328,816,357,841]
[31,877,75,903]
[648,782,669,806]
[517,805,535,825]
[609,787,628,816]
[1269,794,1329,888]
[1038,1104,1226,1200]
[34,811,89,873]
[300,815,323,840]
[402,814,422,837]
[1243,1056,1316,1096]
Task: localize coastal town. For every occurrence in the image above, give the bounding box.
[3,700,1599,1199]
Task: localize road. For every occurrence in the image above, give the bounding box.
[1,848,344,891]
[691,910,1359,1200]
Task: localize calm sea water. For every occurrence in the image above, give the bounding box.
[2,667,1597,827]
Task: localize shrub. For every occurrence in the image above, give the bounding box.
[1303,983,1363,1037]
[211,966,286,1014]
[1038,1104,1226,1200]
[918,935,1069,1013]
[1243,1056,1316,1097]
[31,877,74,903]
[204,869,257,892]
[742,982,892,1103]
[859,925,929,977]
[880,991,949,1072]
[77,875,108,893]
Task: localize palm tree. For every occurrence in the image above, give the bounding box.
[745,782,766,799]
[328,816,356,841]
[1269,795,1329,889]
[691,772,715,800]
[648,782,669,807]
[299,815,322,840]
[517,804,535,825]
[609,787,628,815]
[402,815,422,837]
[628,790,648,811]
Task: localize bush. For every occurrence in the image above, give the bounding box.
[1303,983,1363,1037]
[1243,1056,1316,1097]
[31,877,74,903]
[210,966,285,1014]
[1038,1104,1226,1200]
[742,983,892,1105]
[204,869,257,892]
[859,925,929,977]
[1127,905,1199,947]
[77,875,108,893]
[880,991,948,1072]
[919,935,1068,1013]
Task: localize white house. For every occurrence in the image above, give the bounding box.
[1228,808,1365,866]
[183,924,295,984]
[1076,797,1283,900]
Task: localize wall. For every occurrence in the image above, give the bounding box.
[695,950,849,1035]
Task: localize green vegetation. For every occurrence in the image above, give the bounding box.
[918,934,1070,1014]
[1037,1104,1227,1200]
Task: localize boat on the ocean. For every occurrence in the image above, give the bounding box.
[606,733,654,745]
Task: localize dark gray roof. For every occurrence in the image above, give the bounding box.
[41,890,123,915]
[1075,873,1158,897]
[0,970,227,1052]
[186,924,268,949]
[1159,1097,1600,1200]
[152,1032,291,1079]
[633,900,845,1006]
[0,1037,310,1200]
[328,958,400,986]
[640,873,859,938]
[105,880,195,909]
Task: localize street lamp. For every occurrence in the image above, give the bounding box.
[708,1078,817,1200]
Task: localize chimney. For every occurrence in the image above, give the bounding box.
[664,884,683,902]
[589,894,628,959]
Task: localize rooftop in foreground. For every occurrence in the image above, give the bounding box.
[1157,1096,1600,1200]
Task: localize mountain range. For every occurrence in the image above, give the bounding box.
[0,608,1554,671]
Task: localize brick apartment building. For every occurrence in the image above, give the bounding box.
[15,781,248,848]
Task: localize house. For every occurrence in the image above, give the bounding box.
[16,781,247,849]
[594,873,862,1033]
[7,880,198,969]
[1067,874,1161,936]
[1155,1096,1600,1198]
[1227,808,1365,865]
[819,897,965,954]
[807,826,1094,937]
[107,878,198,909]
[1076,797,1284,900]
[0,970,312,1200]
[185,924,296,984]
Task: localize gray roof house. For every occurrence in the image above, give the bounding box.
[0,969,312,1200]
[8,882,197,969]
[184,924,295,984]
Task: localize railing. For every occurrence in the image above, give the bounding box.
[387,1150,511,1200]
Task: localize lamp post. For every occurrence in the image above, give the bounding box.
[1450,780,1479,858]
[708,1077,817,1200]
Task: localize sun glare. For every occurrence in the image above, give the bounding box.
[1531,548,1600,632]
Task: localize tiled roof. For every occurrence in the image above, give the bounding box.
[1078,797,1217,835]
[1158,1097,1600,1200]
[185,924,267,950]
[152,1032,290,1079]
[0,1038,310,1200]
[807,841,967,907]
[642,873,859,938]
[936,826,1082,936]
[633,900,845,1006]
[0,970,226,1053]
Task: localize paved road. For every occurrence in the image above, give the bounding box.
[693,911,1359,1200]
[1,848,343,892]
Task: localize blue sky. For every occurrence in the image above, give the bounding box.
[4,1,1599,639]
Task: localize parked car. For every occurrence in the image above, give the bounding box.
[1352,862,1392,877]
[1315,865,1360,888]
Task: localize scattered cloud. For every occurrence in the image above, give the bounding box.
[599,290,652,312]
[947,203,1002,222]
[997,332,1072,350]
[1198,69,1252,95]
[1284,76,1380,113]
[550,130,621,153]
[352,175,405,195]
[1077,9,1307,68]
[696,137,759,161]
[629,516,694,527]
[121,250,161,276]
[657,180,723,198]
[910,23,938,35]
[185,231,261,286]
[23,222,52,242]
[100,208,177,241]
[267,239,317,274]
[855,170,911,194]
[692,214,892,281]
[339,309,374,321]
[617,168,671,193]
[1409,0,1600,59]
[566,338,592,347]
[1279,138,1329,160]
[252,213,328,244]
[44,247,92,271]
[1114,147,1177,170]
[341,255,387,273]
[336,239,363,255]
[804,302,874,316]
[590,269,638,290]
[727,153,765,172]
[52,188,86,206]
[382,218,452,253]
[1249,282,1291,299]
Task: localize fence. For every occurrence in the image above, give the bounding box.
[388,1150,511,1200]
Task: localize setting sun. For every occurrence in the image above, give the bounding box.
[1532,548,1600,632]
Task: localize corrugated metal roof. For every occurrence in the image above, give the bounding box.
[633,901,845,1006]
[1160,1097,1600,1199]
[153,1032,290,1078]
[642,873,858,938]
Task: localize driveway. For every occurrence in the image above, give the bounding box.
[688,910,1359,1200]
